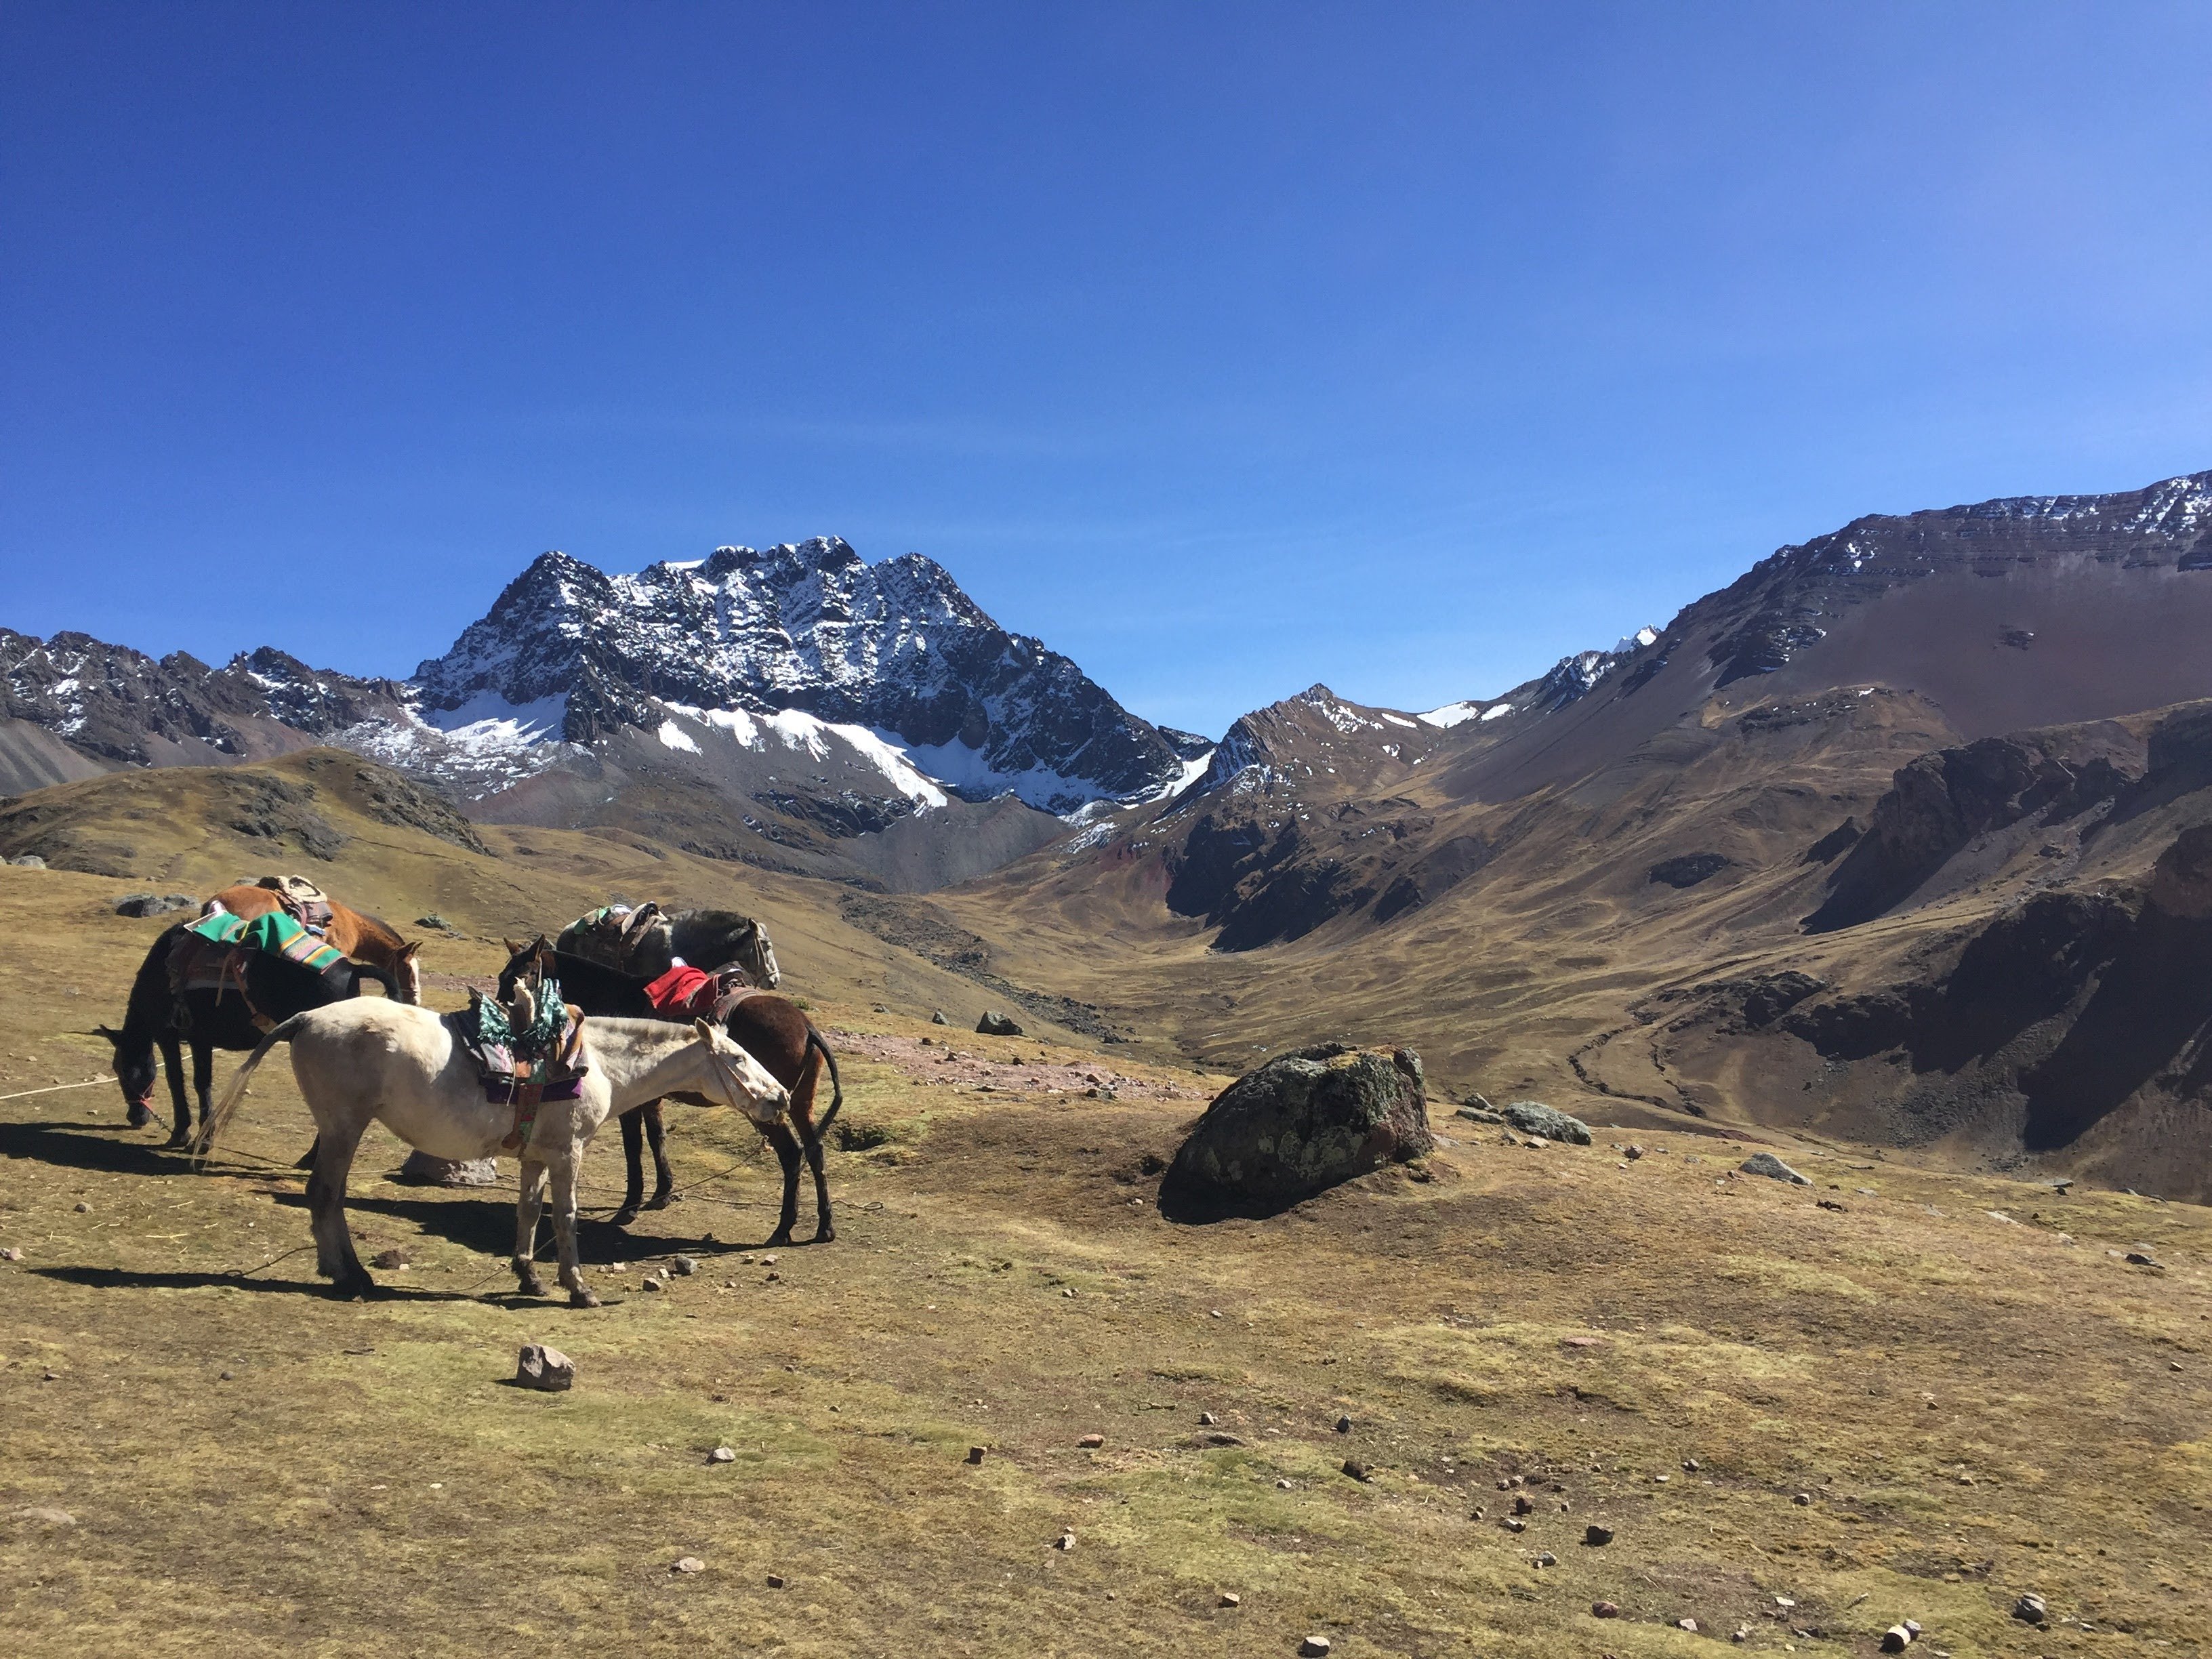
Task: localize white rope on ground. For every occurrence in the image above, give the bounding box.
[0,1077,117,1103]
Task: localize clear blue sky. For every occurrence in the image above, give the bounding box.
[5,3,2209,737]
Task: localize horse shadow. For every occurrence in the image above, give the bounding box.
[0,1118,188,1178]
[31,1264,481,1304]
[279,1187,789,1259]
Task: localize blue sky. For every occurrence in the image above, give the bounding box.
[4,3,2209,737]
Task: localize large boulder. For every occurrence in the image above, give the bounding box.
[396,1151,499,1187]
[1159,1043,1433,1219]
[1500,1101,1592,1145]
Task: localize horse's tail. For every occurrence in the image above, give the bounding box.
[805,1027,844,1138]
[194,1012,310,1160]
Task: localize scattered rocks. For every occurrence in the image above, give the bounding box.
[1334,1414,1352,1434]
[671,1255,699,1276]
[113,893,196,918]
[14,1507,75,1525]
[2125,1251,2164,1268]
[1677,1618,1700,1633]
[1625,1143,1645,1160]
[1584,1523,1614,1546]
[1053,1530,1076,1551]
[396,1151,499,1187]
[2013,1593,2048,1625]
[966,1446,987,1465]
[1200,1411,1219,1426]
[1500,1101,1592,1144]
[1501,1516,1526,1533]
[367,1248,410,1270]
[1340,1460,1371,1482]
[708,1447,735,1465]
[1512,1494,1535,1515]
[1880,1625,1914,1652]
[513,1343,574,1391]
[1591,1599,1620,1618]
[977,1010,1024,1037]
[1079,1433,1105,1449]
[413,913,449,930]
[1298,1638,1332,1658]
[1454,1104,1504,1125]
[671,1557,704,1574]
[931,1011,948,1025]
[1532,1551,1557,1568]
[1682,1458,1700,1472]
[1740,1151,1812,1185]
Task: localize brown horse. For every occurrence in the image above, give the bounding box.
[498,939,844,1244]
[209,884,424,1004]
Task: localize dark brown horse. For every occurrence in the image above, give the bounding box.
[100,924,398,1148]
[208,883,424,1004]
[498,939,843,1244]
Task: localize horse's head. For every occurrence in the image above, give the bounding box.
[94,1023,158,1111]
[691,1018,790,1127]
[495,935,556,1002]
[394,941,424,1005]
[735,918,780,989]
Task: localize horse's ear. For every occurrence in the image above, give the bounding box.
[399,941,423,962]
[692,1017,718,1043]
[92,1023,121,1044]
[504,938,523,957]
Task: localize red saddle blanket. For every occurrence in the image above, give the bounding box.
[643,964,718,1018]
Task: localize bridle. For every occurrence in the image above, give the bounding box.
[697,1031,783,1128]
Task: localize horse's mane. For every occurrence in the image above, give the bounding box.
[120,924,186,1040]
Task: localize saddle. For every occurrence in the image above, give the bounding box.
[171,908,349,1031]
[557,903,673,976]
[235,873,335,930]
[445,980,588,1153]
[642,963,758,1023]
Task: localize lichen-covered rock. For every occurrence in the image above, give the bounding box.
[396,1151,499,1187]
[1740,1151,1811,1185]
[1159,1043,1432,1218]
[976,1010,1024,1037]
[1500,1101,1591,1145]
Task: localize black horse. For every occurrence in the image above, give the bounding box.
[497,941,843,1242]
[99,924,398,1149]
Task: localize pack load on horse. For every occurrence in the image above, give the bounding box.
[206,875,425,1004]
[197,958,790,1306]
[557,903,779,989]
[499,905,838,1243]
[100,918,399,1149]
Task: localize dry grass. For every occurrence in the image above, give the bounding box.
[3,777,2210,1656]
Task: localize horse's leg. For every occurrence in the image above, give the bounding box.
[611,1108,646,1227]
[549,1151,598,1309]
[191,1040,215,1138]
[294,1136,320,1171]
[159,1033,192,1148]
[788,1046,834,1244]
[762,1120,802,1248]
[641,1100,674,1211]
[308,1124,374,1298]
[511,1160,548,1297]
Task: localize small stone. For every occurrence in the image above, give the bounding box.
[1817,1198,1847,1212]
[1533,1551,1558,1568]
[1512,1494,1534,1515]
[1218,1591,1241,1607]
[1732,1626,1751,1643]
[1679,1618,1700,1633]
[1276,1478,1293,1489]
[1774,1596,1795,1608]
[1793,1491,1811,1505]
[2125,1251,2163,1268]
[1334,1414,1353,1433]
[218,1370,234,1382]
[966,1446,987,1465]
[1053,1530,1076,1551]
[0,1247,22,1261]
[368,1248,410,1270]
[73,1202,89,1213]
[931,1010,949,1025]
[1591,1599,1620,1618]
[1562,1335,1600,1348]
[513,1343,574,1391]
[2013,1593,2047,1625]
[1502,1516,1525,1533]
[1298,1639,1332,1658]
[1683,1458,1700,1472]
[1079,1433,1105,1448]
[1625,1144,1645,1160]
[1584,1523,1614,1546]
[1341,1460,1371,1481]
[762,1254,777,1266]
[672,1255,699,1276]
[672,1557,704,1574]
[396,1151,499,1187]
[766,1573,786,1589]
[14,1507,75,1525]
[764,1271,779,1282]
[1200,1411,1218,1426]
[642,1277,663,1293]
[1879,1625,1913,1652]
[1740,1152,1811,1185]
[708,1446,735,1464]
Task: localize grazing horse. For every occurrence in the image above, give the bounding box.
[98,924,398,1149]
[498,939,843,1243]
[199,999,788,1305]
[207,883,424,1004]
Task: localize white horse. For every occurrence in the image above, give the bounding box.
[199,998,790,1306]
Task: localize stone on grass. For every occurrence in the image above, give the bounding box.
[1591,1599,1620,1618]
[1625,1143,1645,1160]
[1200,1411,1219,1426]
[396,1150,498,1187]
[1160,1043,1432,1218]
[1298,1639,1332,1658]
[1334,1414,1352,1433]
[1500,1101,1592,1145]
[1740,1151,1811,1185]
[368,1248,409,1270]
[1079,1433,1105,1449]
[1879,1625,1913,1652]
[766,1573,787,1589]
[1,1246,22,1262]
[1218,1591,1241,1607]
[1454,1104,1504,1125]
[9,854,47,868]
[672,1255,699,1275]
[930,1010,949,1025]
[1677,1618,1699,1633]
[1584,1523,1614,1545]
[14,1507,75,1525]
[113,893,196,918]
[708,1446,735,1464]
[1340,1459,1371,1481]
[2013,1593,2047,1624]
[1053,1530,1076,1551]
[966,1446,987,1465]
[977,1010,1024,1036]
[672,1556,704,1574]
[513,1343,574,1391]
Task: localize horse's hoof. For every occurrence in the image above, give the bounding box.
[334,1275,377,1301]
[516,1272,547,1297]
[568,1288,602,1309]
[766,1229,795,1249]
[813,1226,836,1244]
[163,1131,193,1151]
[127,1103,154,1129]
[609,1207,640,1229]
[643,1194,674,1212]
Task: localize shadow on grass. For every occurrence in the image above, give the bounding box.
[253,1185,795,1258]
[31,1265,485,1303]
[0,1117,191,1178]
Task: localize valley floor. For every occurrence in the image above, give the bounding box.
[4,943,2208,1654]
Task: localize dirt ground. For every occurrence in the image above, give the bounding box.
[3,888,2208,1656]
